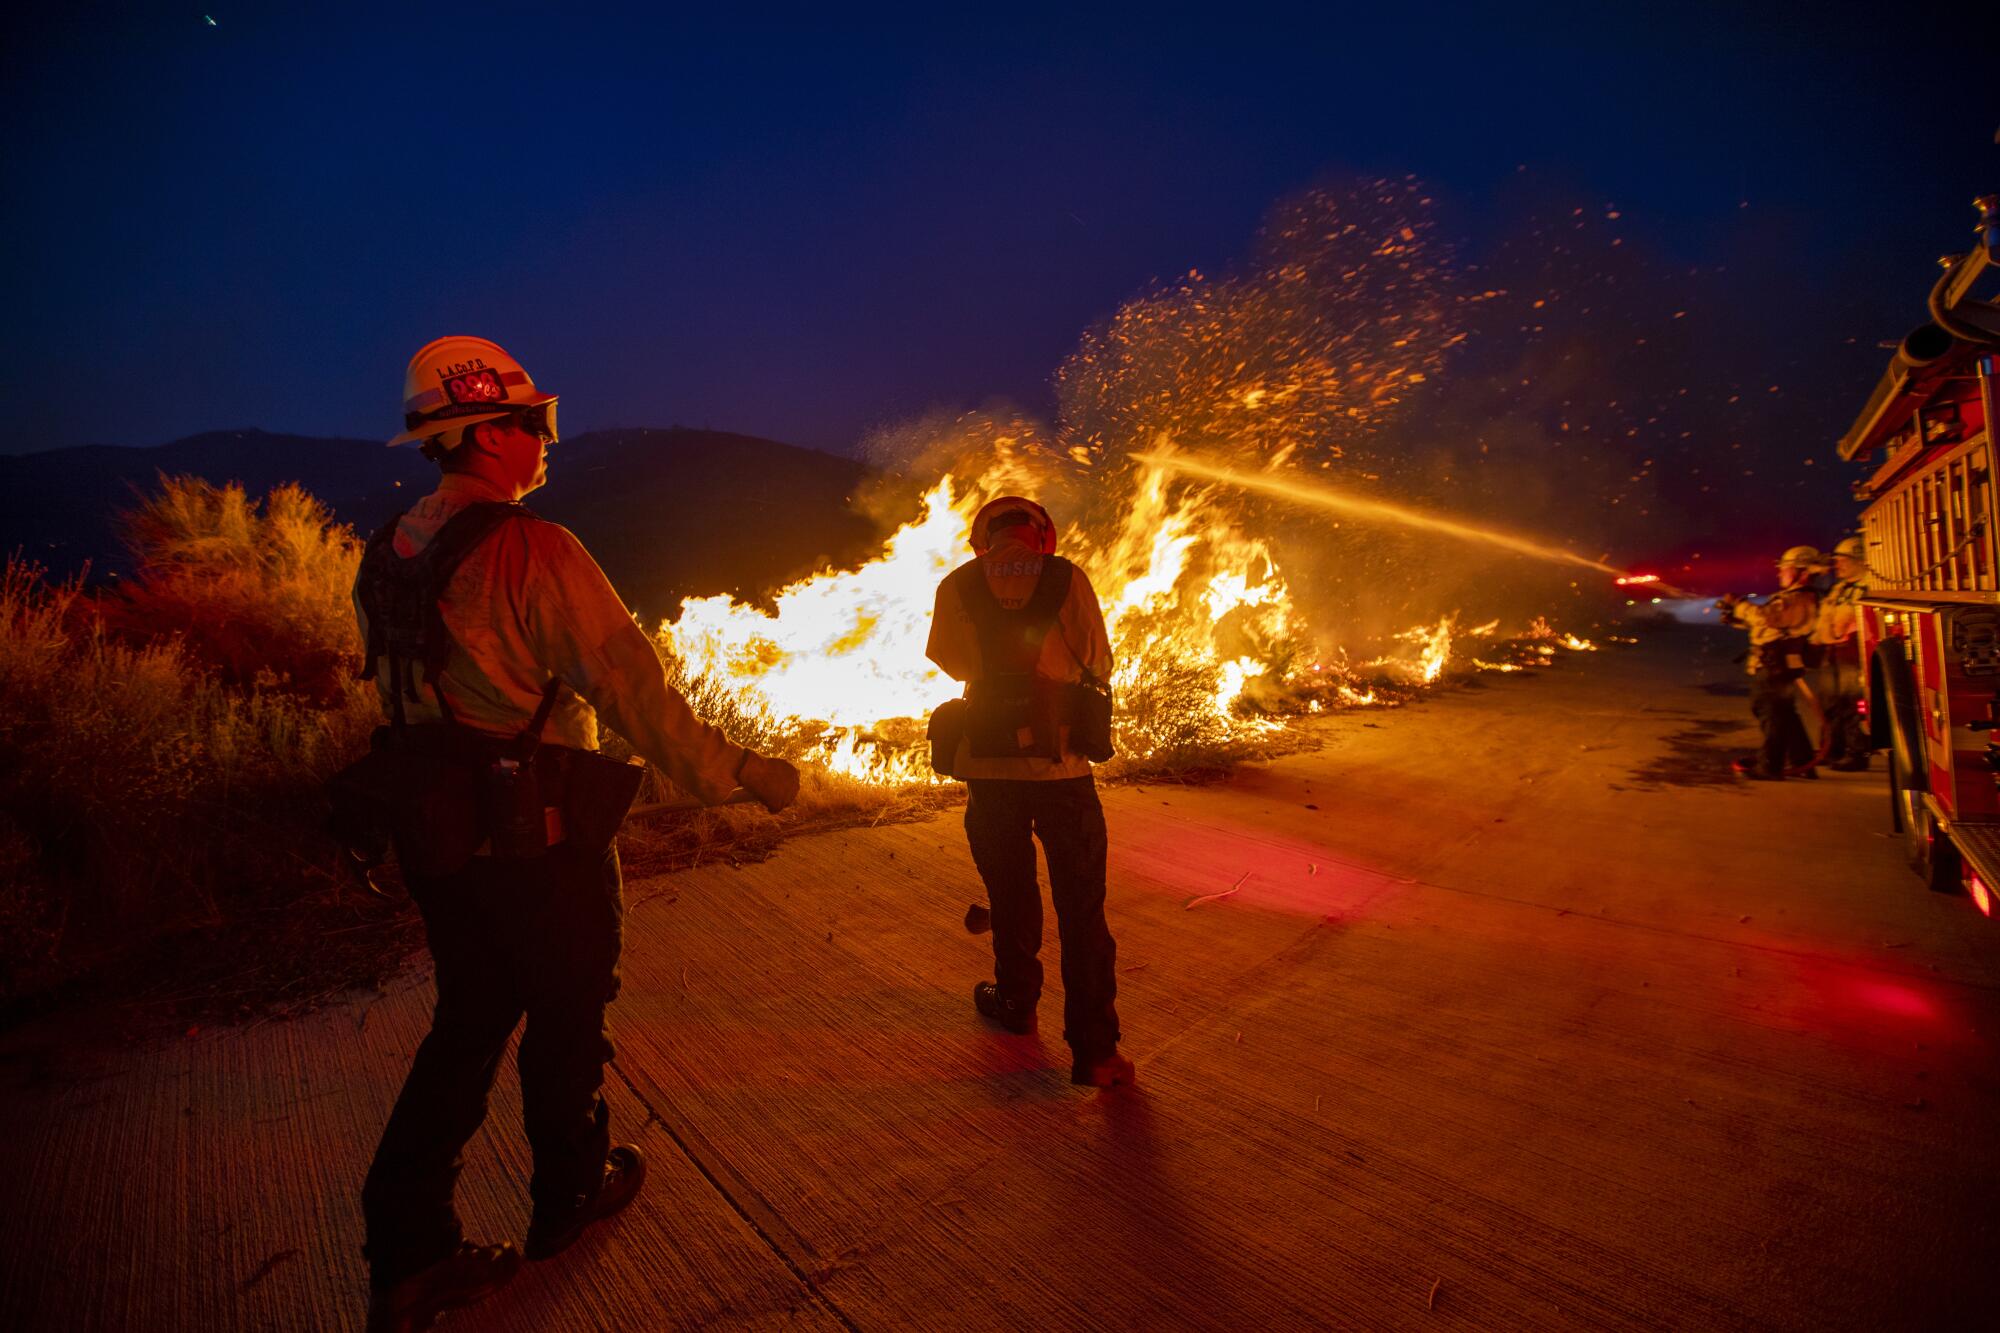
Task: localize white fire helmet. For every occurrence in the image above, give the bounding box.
[1777,545,1822,569]
[387,336,557,449]
[1833,536,1864,562]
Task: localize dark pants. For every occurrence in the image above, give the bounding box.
[1752,672,1817,775]
[362,843,624,1289]
[964,776,1120,1059]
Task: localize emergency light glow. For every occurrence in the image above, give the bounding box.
[1614,573,1661,586]
[1969,873,1994,918]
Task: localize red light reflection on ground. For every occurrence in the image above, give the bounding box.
[1841,978,1937,1020]
[1124,817,1407,922]
[1722,922,1963,1047]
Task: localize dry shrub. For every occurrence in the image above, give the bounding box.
[616,760,952,879]
[104,475,365,702]
[610,647,948,864]
[0,476,379,1006]
[659,648,798,760]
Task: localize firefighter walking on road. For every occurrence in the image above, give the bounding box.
[1720,545,1823,781]
[926,497,1134,1089]
[353,336,800,1332]
[1813,536,1870,771]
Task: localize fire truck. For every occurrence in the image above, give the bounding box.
[1840,195,2000,915]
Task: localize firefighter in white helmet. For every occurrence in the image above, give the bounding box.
[1813,535,1870,770]
[355,336,799,1331]
[925,496,1134,1089]
[1718,545,1823,780]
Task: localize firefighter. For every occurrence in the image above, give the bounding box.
[357,336,800,1332]
[926,496,1134,1089]
[1813,536,1870,771]
[1719,545,1823,781]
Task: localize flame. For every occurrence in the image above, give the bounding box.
[658,456,1302,781]
[1396,616,1455,684]
[663,478,975,783]
[656,479,1602,782]
[656,469,1605,783]
[1525,615,1596,652]
[649,180,1601,785]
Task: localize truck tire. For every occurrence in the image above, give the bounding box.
[1873,643,1925,798]
[1889,730,1962,894]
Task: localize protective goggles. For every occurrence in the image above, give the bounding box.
[509,401,558,445]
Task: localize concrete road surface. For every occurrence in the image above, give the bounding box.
[3,628,1996,1331]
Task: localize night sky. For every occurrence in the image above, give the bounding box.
[4,6,1993,568]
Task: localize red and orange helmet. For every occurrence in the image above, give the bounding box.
[971,496,1057,555]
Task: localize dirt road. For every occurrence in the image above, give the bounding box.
[3,628,1995,1331]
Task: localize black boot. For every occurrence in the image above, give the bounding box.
[366,1242,521,1333]
[526,1144,647,1261]
[973,981,1036,1034]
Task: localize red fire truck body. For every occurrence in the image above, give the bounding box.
[1841,197,2000,914]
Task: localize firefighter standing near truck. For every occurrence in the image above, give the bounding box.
[352,336,800,1332]
[1813,536,1870,771]
[926,497,1134,1089]
[1719,545,1823,781]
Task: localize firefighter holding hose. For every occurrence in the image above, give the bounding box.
[1813,536,1870,771]
[926,497,1134,1089]
[352,336,799,1332]
[1719,545,1823,781]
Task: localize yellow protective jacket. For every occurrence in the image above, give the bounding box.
[925,535,1115,780]
[1726,585,1819,674]
[1812,578,1865,646]
[353,473,746,804]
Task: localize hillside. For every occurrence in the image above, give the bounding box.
[0,427,882,618]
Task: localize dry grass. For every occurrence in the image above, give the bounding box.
[0,476,380,1011]
[104,476,364,701]
[617,765,955,879]
[612,663,955,877]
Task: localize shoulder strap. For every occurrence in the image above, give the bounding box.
[355,510,409,683]
[417,501,537,685]
[954,555,1074,678]
[1025,556,1073,621]
[421,502,536,608]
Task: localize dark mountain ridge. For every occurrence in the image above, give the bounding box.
[0,427,882,619]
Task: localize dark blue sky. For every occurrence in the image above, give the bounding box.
[4,3,1992,470]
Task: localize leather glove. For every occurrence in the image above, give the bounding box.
[737,752,801,813]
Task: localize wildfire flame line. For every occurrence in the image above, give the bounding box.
[652,182,1613,787]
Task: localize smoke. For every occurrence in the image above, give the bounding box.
[854,405,1085,540]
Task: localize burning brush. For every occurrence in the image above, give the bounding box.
[653,180,1614,786]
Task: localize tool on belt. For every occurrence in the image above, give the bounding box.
[329,501,644,892]
[927,555,1115,777]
